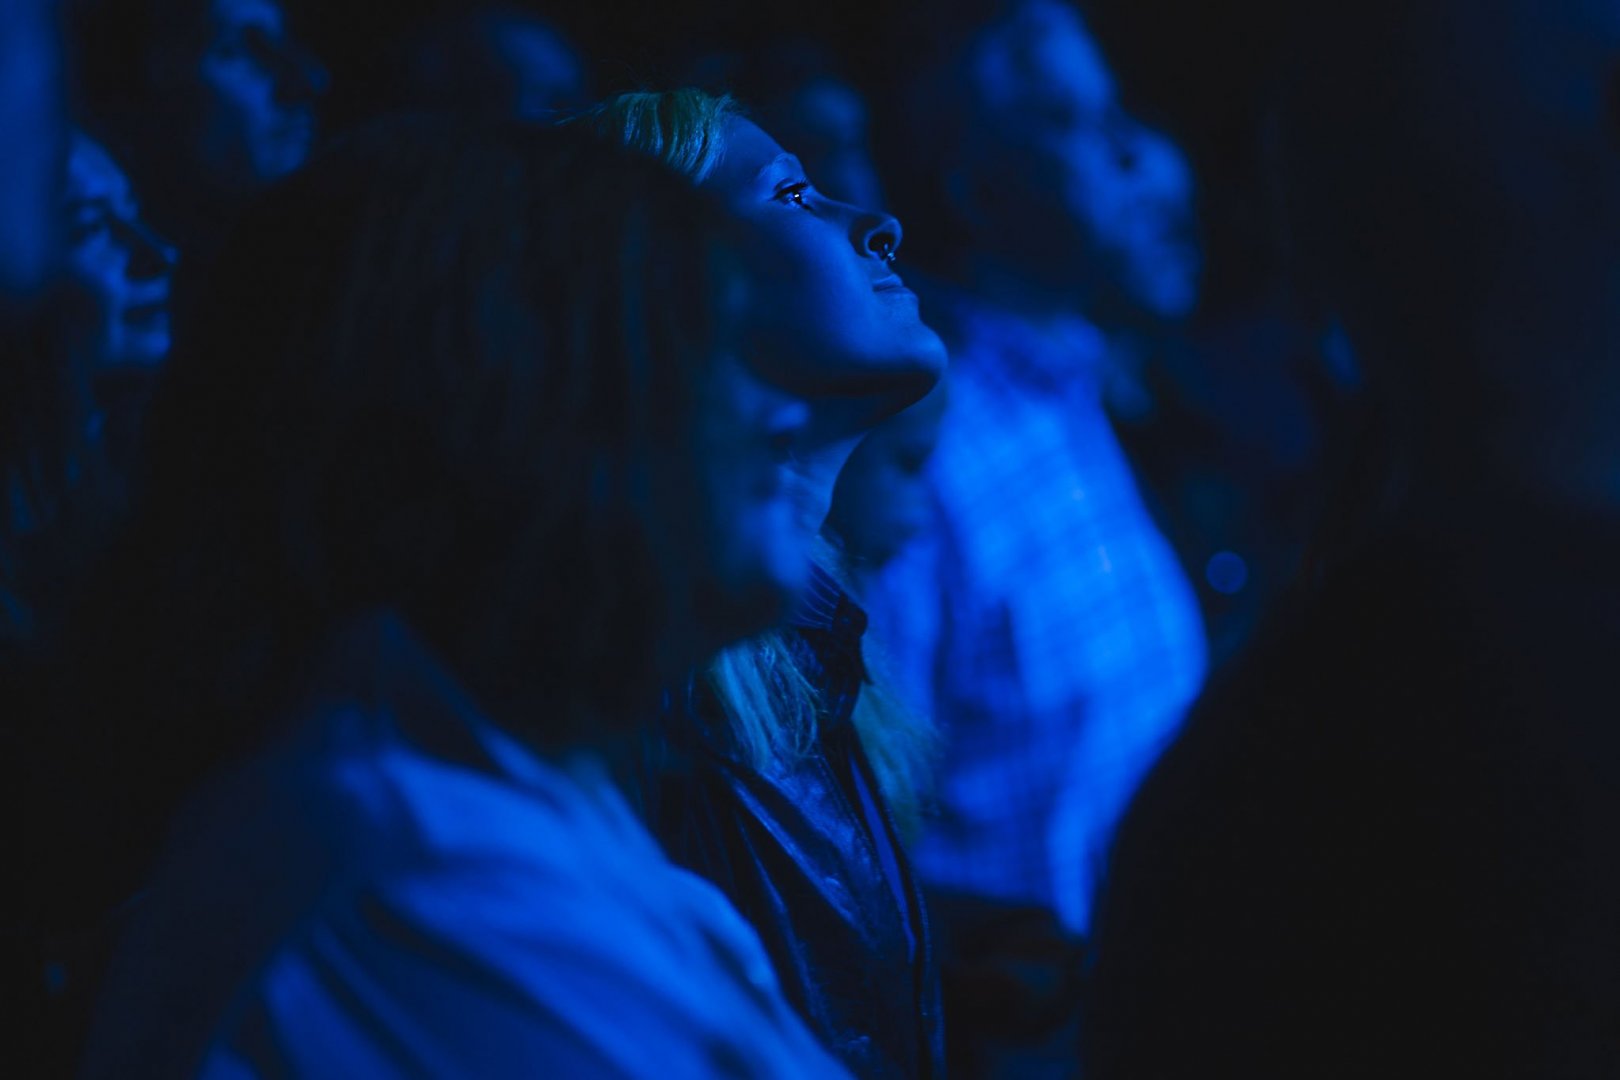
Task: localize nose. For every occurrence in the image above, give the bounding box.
[852,208,903,265]
[121,217,178,281]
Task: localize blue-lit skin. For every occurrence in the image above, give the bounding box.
[828,379,948,570]
[477,13,586,120]
[702,116,947,541]
[683,351,815,652]
[0,0,62,305]
[62,134,178,373]
[189,0,326,193]
[956,0,1200,327]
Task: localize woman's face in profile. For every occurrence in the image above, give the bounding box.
[701,116,945,408]
[697,116,947,538]
[63,134,176,371]
[188,0,324,190]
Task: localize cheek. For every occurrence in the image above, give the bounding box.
[199,61,274,127]
[65,250,124,313]
[751,220,864,321]
[763,264,842,337]
[1063,183,1121,242]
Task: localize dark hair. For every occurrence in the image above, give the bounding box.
[53,117,734,892]
[684,39,853,114]
[0,294,98,645]
[65,0,206,119]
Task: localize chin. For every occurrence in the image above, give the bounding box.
[912,326,949,379]
[861,328,948,409]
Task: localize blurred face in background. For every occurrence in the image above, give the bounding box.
[960,0,1200,322]
[62,134,176,372]
[185,0,325,192]
[399,10,586,122]
[479,12,585,120]
[686,346,815,637]
[0,0,63,308]
[828,380,947,569]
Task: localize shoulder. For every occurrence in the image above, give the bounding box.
[197,814,844,1079]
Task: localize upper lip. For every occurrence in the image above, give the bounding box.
[872,273,910,292]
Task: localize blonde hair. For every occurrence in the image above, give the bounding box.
[572,88,737,183]
[706,538,937,836]
[577,88,936,834]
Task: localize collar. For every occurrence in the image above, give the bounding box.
[788,562,846,631]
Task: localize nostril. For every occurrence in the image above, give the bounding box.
[858,211,904,262]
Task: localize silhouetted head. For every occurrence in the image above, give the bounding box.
[914,0,1200,324]
[390,6,586,122]
[61,132,176,373]
[82,118,817,771]
[0,0,65,313]
[71,0,327,248]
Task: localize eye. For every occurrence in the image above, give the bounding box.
[774,181,812,207]
[70,214,111,245]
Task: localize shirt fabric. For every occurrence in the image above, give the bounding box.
[868,290,1208,933]
[628,563,944,1078]
[787,565,916,963]
[79,611,847,1080]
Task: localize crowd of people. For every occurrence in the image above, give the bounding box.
[3,0,1618,1076]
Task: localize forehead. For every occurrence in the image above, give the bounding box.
[704,116,792,197]
[972,0,1114,117]
[209,0,285,35]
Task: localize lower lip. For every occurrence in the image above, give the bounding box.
[875,283,916,300]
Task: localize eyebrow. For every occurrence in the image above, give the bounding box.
[752,153,807,186]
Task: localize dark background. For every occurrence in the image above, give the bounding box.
[284,0,1298,318]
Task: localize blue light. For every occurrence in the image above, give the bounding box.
[1205,551,1248,595]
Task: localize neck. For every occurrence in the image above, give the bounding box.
[792,429,864,537]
